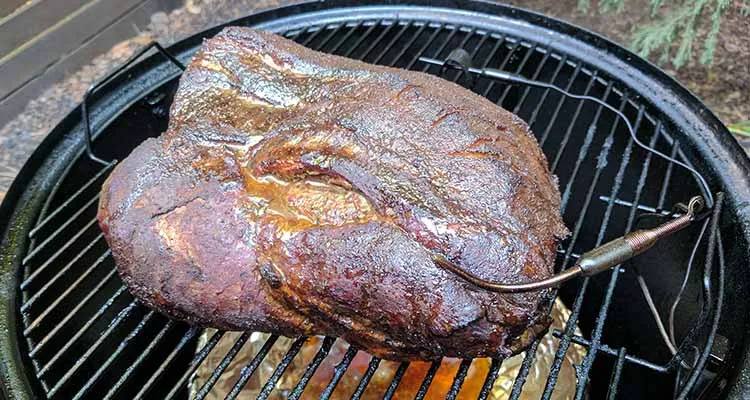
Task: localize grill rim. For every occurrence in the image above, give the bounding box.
[1,0,749,398]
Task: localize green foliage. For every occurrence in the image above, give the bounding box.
[728,121,750,137]
[701,0,731,64]
[649,0,664,15]
[599,0,627,12]
[585,0,743,68]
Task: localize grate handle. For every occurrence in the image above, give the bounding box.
[81,41,184,165]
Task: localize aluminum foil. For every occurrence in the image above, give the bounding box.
[190,299,585,399]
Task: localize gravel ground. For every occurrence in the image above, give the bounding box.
[0,0,747,200]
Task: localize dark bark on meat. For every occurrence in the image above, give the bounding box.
[98,27,568,360]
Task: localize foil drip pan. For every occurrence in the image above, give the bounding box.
[190,299,584,399]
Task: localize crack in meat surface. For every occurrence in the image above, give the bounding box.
[98,27,568,360]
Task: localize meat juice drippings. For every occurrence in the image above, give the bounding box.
[240,166,381,232]
[189,299,584,399]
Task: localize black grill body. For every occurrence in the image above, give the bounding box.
[1,1,749,399]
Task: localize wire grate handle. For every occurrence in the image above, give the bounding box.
[81,41,184,165]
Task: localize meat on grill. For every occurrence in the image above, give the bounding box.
[97,27,568,360]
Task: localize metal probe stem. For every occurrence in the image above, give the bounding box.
[434,255,582,293]
[433,197,705,293]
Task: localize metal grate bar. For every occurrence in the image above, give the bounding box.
[631,127,694,223]
[381,22,427,66]
[327,21,365,53]
[606,348,628,400]
[132,326,200,400]
[53,311,157,398]
[287,336,336,400]
[350,356,381,400]
[29,161,114,238]
[29,281,124,358]
[80,313,167,400]
[419,25,459,72]
[24,248,111,337]
[657,136,680,210]
[43,300,140,390]
[482,39,521,98]
[554,332,666,372]
[194,332,252,400]
[357,21,399,60]
[22,195,99,267]
[319,345,359,400]
[508,66,606,399]
[475,34,505,74]
[557,248,581,260]
[562,96,634,268]
[224,334,279,400]
[433,25,480,84]
[539,62,584,146]
[511,48,553,114]
[676,217,725,400]
[382,362,409,400]
[455,27,478,55]
[338,20,381,58]
[496,44,538,105]
[538,97,637,398]
[451,29,491,84]
[477,358,503,400]
[406,23,445,69]
[576,110,659,399]
[573,264,624,400]
[543,106,651,399]
[508,330,543,398]
[620,116,658,217]
[549,71,602,173]
[27,265,113,349]
[414,360,442,400]
[165,330,226,400]
[557,82,615,211]
[257,336,308,400]
[22,235,105,315]
[21,215,98,289]
[526,54,570,128]
[316,23,348,51]
[371,21,413,64]
[300,24,328,47]
[598,196,671,215]
[285,25,311,40]
[445,359,473,400]
[479,38,520,98]
[308,23,348,54]
[444,28,478,69]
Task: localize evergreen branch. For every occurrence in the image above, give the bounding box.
[700,0,731,64]
[600,0,626,13]
[631,4,692,62]
[673,0,709,68]
[586,0,741,68]
[650,0,664,16]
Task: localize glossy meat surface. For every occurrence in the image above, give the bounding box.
[98,27,568,360]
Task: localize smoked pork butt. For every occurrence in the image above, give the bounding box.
[98,27,568,360]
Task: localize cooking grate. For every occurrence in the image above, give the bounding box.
[2,2,744,399]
